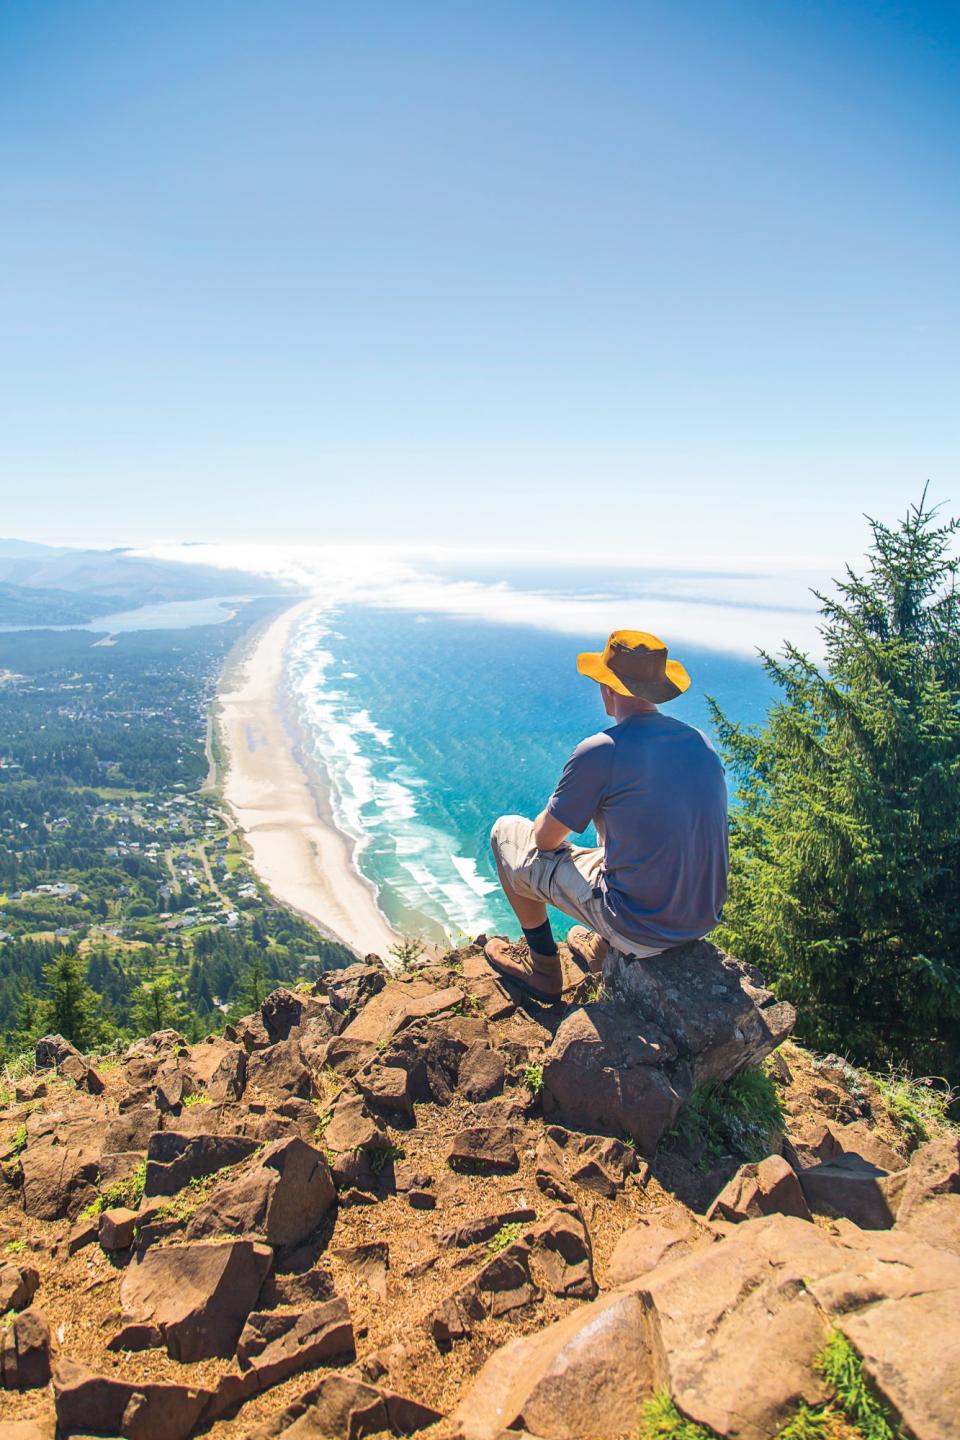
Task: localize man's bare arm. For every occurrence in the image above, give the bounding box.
[533,808,571,851]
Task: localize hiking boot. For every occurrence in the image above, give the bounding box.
[483,936,563,1003]
[565,925,609,975]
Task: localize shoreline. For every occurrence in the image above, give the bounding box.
[217,599,399,958]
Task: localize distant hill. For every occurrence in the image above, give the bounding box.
[0,540,298,613]
[0,581,118,626]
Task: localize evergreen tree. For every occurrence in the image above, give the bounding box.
[39,948,104,1050]
[712,492,960,1079]
[130,974,189,1036]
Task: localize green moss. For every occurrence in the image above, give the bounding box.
[664,1064,785,1167]
[638,1392,715,1440]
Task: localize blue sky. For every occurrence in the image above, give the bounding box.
[0,1,957,565]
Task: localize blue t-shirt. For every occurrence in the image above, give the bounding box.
[545,711,729,950]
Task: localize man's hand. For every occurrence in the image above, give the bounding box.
[533,808,571,851]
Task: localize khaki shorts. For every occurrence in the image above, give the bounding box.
[489,814,665,959]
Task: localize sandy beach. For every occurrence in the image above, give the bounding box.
[219,600,398,958]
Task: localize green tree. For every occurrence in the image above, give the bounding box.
[130,974,189,1036]
[39,948,104,1050]
[712,492,960,1079]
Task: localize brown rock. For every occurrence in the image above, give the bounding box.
[323,1091,391,1155]
[258,1266,335,1309]
[247,1370,441,1439]
[534,1135,575,1204]
[0,1261,39,1314]
[798,1154,906,1229]
[447,1126,522,1174]
[637,1215,845,1437]
[607,1208,713,1285]
[839,1288,959,1440]
[355,1064,414,1121]
[225,1011,272,1052]
[895,1135,960,1254]
[246,1035,313,1098]
[458,1042,506,1101]
[0,1307,51,1389]
[20,1134,100,1220]
[205,1044,248,1102]
[453,1288,650,1440]
[143,1130,260,1197]
[319,961,387,1017]
[66,1216,99,1254]
[707,1154,812,1223]
[99,1206,138,1250]
[112,1239,272,1361]
[209,1297,354,1411]
[436,1207,536,1249]
[261,987,329,1041]
[545,1125,641,1197]
[542,1003,682,1154]
[53,1356,212,1440]
[104,1105,157,1153]
[186,1136,335,1246]
[529,1206,596,1299]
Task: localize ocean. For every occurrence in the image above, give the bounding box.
[285,601,777,944]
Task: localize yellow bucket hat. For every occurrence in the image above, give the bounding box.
[577,629,691,702]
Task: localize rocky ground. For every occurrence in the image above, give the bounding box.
[0,938,957,1440]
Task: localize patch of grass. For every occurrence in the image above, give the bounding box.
[871,1069,956,1148]
[817,1332,901,1440]
[778,1408,862,1439]
[638,1391,715,1440]
[9,1124,28,1160]
[523,1063,544,1097]
[4,1238,26,1255]
[80,1160,147,1219]
[664,1065,785,1168]
[0,1051,36,1108]
[152,1163,236,1223]
[487,1221,523,1255]
[183,1092,211,1107]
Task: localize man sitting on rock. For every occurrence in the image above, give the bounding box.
[484,629,729,1002]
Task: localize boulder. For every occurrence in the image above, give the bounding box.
[707,1154,812,1223]
[797,1154,906,1229]
[99,1206,138,1250]
[323,1091,391,1155]
[144,1129,260,1196]
[528,1206,596,1299]
[542,1004,682,1153]
[447,1126,522,1174]
[453,1288,650,1440]
[261,987,329,1041]
[245,1035,313,1099]
[604,941,797,1087]
[112,1239,272,1361]
[895,1135,960,1254]
[186,1136,335,1245]
[35,1033,81,1070]
[635,1215,847,1438]
[458,1042,506,1101]
[543,942,794,1154]
[319,961,387,1017]
[544,1125,641,1197]
[429,1244,540,1347]
[607,1208,713,1285]
[0,1261,40,1314]
[355,1064,414,1121]
[20,1133,100,1220]
[0,1307,51,1389]
[248,1370,442,1439]
[53,1357,212,1440]
[207,1297,355,1415]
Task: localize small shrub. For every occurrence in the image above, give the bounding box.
[664,1065,785,1168]
[523,1063,544,1097]
[388,935,426,970]
[487,1221,522,1255]
[183,1092,211,1107]
[368,1143,405,1175]
[4,1239,26,1255]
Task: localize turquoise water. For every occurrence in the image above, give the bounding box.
[286,603,774,944]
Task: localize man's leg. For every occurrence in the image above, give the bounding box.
[484,817,563,1001]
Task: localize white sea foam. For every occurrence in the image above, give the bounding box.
[451,855,500,897]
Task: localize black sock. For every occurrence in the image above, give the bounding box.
[522,919,558,957]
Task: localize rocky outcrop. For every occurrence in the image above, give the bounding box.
[543,939,795,1152]
[2,937,956,1440]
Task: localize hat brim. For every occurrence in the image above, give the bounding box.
[576,650,691,702]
